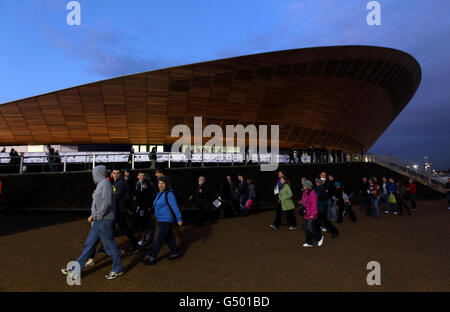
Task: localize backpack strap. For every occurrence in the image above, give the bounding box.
[164,191,180,223]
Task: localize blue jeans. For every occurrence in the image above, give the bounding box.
[327,198,337,220]
[146,222,179,259]
[76,219,123,273]
[371,197,380,218]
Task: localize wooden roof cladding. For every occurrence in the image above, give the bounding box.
[0,46,421,151]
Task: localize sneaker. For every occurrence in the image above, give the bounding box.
[168,254,181,261]
[393,212,398,215]
[321,227,328,232]
[302,243,313,248]
[288,226,298,230]
[97,247,106,254]
[104,271,124,280]
[85,258,95,266]
[137,240,145,246]
[318,236,324,247]
[270,224,278,230]
[142,256,157,265]
[128,245,142,255]
[384,211,390,214]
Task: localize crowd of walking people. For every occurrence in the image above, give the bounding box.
[61,164,421,281]
[286,146,362,164]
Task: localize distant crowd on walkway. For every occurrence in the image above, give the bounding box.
[1,145,61,170]
[61,163,428,281]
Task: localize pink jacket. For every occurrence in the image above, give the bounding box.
[301,189,318,219]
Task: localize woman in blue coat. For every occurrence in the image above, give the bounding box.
[142,176,183,265]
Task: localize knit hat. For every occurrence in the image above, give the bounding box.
[335,181,341,187]
[303,180,313,189]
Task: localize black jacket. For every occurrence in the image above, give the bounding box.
[193,182,211,204]
[132,179,153,208]
[219,180,234,200]
[113,177,130,213]
[360,181,370,197]
[324,180,336,199]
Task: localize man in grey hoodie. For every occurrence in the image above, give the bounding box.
[62,165,124,280]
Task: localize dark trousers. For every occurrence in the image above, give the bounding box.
[116,212,139,249]
[196,201,214,226]
[317,211,338,234]
[363,196,371,215]
[410,194,417,210]
[146,222,179,259]
[398,197,411,215]
[273,202,297,227]
[304,219,322,245]
[336,202,357,223]
[218,199,233,218]
[136,207,153,233]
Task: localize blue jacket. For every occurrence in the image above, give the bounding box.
[387,182,396,194]
[153,191,182,223]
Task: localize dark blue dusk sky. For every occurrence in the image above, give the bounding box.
[1,0,449,169]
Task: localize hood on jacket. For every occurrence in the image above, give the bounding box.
[92,165,108,185]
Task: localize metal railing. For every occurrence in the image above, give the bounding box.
[372,154,446,193]
[1,151,444,193]
[0,151,365,175]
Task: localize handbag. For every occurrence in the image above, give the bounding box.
[245,199,253,210]
[299,205,306,217]
[299,191,312,217]
[389,193,397,204]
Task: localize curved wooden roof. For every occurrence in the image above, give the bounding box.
[0,45,421,151]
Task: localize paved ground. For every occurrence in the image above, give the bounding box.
[0,200,449,292]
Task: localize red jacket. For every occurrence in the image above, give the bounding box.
[407,183,417,194]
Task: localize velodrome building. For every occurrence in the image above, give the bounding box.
[0,46,421,153]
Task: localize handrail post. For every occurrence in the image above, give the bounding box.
[92,153,96,169]
[132,153,135,170]
[231,153,234,166]
[19,155,24,174]
[63,155,67,172]
[201,151,204,167]
[168,152,171,169]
